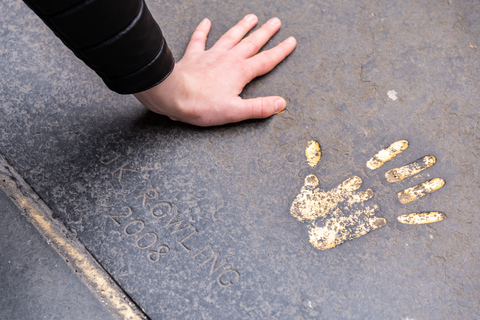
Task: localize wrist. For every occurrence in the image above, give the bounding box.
[133,66,186,120]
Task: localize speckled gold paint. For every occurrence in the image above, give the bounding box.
[397,212,445,224]
[308,206,386,250]
[290,174,373,221]
[305,140,321,167]
[367,140,409,170]
[385,156,436,182]
[398,178,445,204]
[291,140,448,251]
[290,173,384,250]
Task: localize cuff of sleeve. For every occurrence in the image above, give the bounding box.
[99,38,175,94]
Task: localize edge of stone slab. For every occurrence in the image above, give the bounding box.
[0,154,149,320]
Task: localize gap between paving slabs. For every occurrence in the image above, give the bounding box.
[0,154,148,320]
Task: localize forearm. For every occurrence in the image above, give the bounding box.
[22,0,174,94]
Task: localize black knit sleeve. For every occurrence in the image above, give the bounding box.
[22,0,175,94]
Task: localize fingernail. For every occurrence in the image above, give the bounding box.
[275,99,286,113]
[201,18,209,26]
[244,14,256,22]
[285,36,296,44]
[268,17,281,26]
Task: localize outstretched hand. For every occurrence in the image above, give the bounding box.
[134,14,297,127]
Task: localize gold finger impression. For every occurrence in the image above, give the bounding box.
[385,156,436,182]
[397,212,446,224]
[367,140,408,170]
[398,178,445,204]
[305,140,321,167]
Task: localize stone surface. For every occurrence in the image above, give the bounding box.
[1,0,479,318]
[0,188,115,320]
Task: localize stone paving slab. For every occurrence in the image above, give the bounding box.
[1,0,479,319]
[0,187,116,320]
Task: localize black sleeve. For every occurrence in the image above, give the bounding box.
[22,0,175,94]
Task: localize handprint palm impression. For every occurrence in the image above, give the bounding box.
[290,140,446,250]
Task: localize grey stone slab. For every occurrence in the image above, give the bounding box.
[1,0,479,319]
[0,188,116,320]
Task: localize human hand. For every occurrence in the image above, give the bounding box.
[134,14,296,126]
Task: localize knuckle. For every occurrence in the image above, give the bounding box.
[262,23,276,32]
[190,35,204,43]
[263,50,274,60]
[243,38,260,51]
[256,98,269,118]
[220,33,237,44]
[263,49,281,65]
[190,32,206,42]
[257,58,269,71]
[261,99,271,118]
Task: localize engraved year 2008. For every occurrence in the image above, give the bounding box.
[107,206,170,263]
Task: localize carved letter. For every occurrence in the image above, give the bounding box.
[177,228,198,252]
[100,153,120,165]
[163,210,192,234]
[106,207,133,226]
[217,269,240,287]
[135,186,159,208]
[192,243,212,259]
[199,251,228,276]
[150,201,172,219]
[112,162,138,183]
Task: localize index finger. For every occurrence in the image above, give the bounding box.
[185,18,212,54]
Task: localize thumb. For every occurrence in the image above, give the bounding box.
[236,96,287,120]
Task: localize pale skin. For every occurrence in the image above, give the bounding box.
[134,14,297,127]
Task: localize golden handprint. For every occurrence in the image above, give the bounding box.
[368,141,445,219]
[291,140,446,250]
